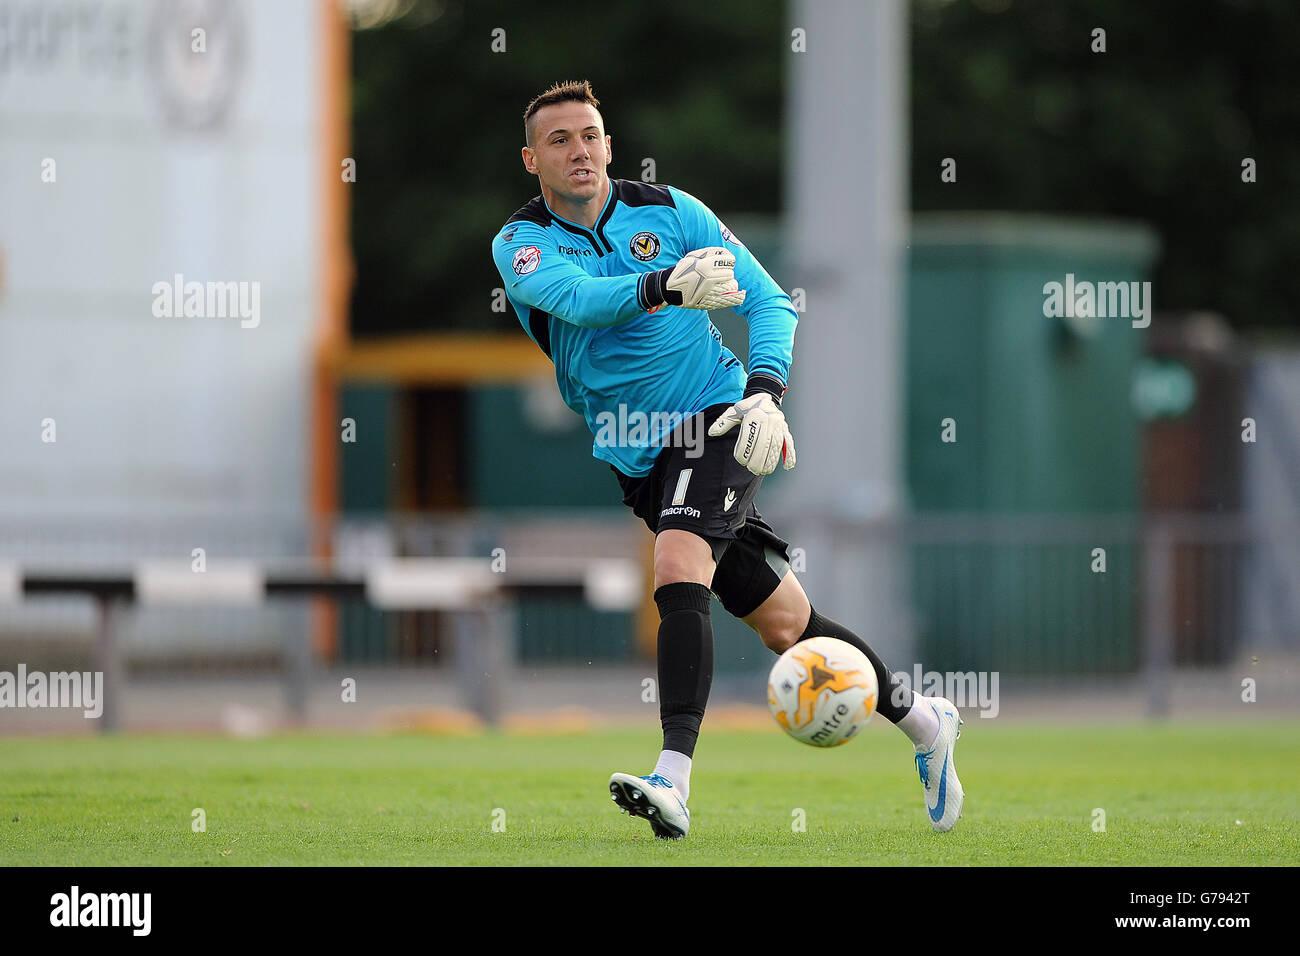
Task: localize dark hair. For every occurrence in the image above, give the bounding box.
[523,79,601,145]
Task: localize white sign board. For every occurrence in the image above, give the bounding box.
[0,0,323,519]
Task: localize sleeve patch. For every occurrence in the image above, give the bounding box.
[718,219,744,247]
[512,245,542,276]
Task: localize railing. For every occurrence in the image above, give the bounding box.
[0,555,640,731]
[1,512,1296,728]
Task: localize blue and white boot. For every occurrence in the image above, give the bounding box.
[914,697,964,832]
[609,772,690,840]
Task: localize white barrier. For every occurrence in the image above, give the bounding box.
[5,557,642,731]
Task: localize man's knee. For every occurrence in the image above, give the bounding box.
[758,612,805,654]
[745,572,812,653]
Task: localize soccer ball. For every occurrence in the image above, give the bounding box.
[767,637,878,747]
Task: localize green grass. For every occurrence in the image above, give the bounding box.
[2,722,1297,865]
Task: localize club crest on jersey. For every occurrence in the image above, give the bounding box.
[630,231,661,261]
[512,245,541,276]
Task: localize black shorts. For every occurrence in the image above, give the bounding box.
[613,402,793,618]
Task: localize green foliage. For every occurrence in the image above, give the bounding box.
[349,0,1300,337]
[912,0,1300,329]
[349,0,785,336]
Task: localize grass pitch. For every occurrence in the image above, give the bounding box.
[2,721,1296,866]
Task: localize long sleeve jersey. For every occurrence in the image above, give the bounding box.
[490,179,797,476]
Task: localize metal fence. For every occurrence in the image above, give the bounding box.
[1,511,1297,727]
[902,513,1299,671]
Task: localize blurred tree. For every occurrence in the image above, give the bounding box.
[349,0,785,336]
[911,0,1300,330]
[351,0,1299,337]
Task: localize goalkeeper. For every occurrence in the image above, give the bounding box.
[491,80,964,838]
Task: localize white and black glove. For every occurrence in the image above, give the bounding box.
[640,246,747,311]
[708,373,795,476]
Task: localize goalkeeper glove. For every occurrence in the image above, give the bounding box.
[708,373,796,476]
[640,246,747,311]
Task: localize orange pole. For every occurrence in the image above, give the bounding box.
[310,0,352,662]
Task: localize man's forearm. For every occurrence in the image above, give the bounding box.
[740,297,798,385]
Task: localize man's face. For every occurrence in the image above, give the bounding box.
[523,102,611,206]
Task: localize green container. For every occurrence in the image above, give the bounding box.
[906,214,1158,674]
[340,383,399,512]
[467,385,617,509]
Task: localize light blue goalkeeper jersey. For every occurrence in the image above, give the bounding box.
[490,179,798,477]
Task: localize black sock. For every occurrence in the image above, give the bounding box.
[654,582,714,759]
[796,607,913,724]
